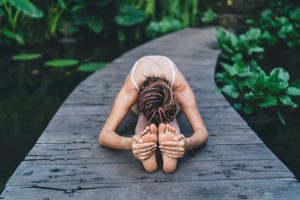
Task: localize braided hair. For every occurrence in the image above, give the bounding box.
[137,76,177,125]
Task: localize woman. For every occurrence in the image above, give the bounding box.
[99,55,208,173]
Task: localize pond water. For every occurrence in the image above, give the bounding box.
[0,38,142,192]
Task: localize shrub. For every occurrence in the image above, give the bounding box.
[215,28,264,61]
[215,57,300,117]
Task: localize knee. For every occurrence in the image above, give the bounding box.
[163,164,177,174]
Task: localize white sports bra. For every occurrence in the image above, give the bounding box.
[130,55,176,91]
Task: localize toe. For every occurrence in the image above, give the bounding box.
[166,124,170,132]
[149,124,158,135]
[158,123,166,134]
[172,127,176,134]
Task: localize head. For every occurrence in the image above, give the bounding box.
[137,76,177,126]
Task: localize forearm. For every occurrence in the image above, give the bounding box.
[185,127,208,151]
[99,130,132,151]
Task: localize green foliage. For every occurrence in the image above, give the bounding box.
[0,0,224,45]
[12,53,41,61]
[201,8,217,23]
[115,4,145,26]
[47,0,68,37]
[45,59,78,68]
[259,6,300,48]
[216,58,300,114]
[2,0,43,18]
[67,0,110,35]
[215,28,264,61]
[78,62,107,72]
[0,28,24,44]
[146,17,182,38]
[0,0,43,44]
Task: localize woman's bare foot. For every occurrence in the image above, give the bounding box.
[158,123,178,173]
[137,124,158,173]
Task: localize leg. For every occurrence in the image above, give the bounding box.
[158,123,179,174]
[135,114,158,173]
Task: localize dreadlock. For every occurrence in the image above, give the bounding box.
[137,76,177,125]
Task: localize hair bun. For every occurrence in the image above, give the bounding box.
[138,76,177,125]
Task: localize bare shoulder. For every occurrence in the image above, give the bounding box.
[123,74,139,95]
[173,66,189,92]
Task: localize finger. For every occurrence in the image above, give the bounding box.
[160,146,184,152]
[161,149,180,156]
[139,155,151,161]
[132,135,143,143]
[173,134,185,141]
[160,141,182,147]
[135,142,156,149]
[133,146,156,154]
[166,154,181,159]
[138,151,154,157]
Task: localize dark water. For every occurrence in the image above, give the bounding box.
[0,38,142,192]
[248,116,300,180]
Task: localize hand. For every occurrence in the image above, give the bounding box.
[131,135,157,161]
[159,134,186,159]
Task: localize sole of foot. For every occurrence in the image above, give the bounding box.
[139,124,158,173]
[158,123,178,174]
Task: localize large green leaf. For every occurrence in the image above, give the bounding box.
[78,62,107,72]
[270,68,289,82]
[258,96,277,108]
[0,28,24,44]
[115,4,145,26]
[45,59,78,68]
[146,17,182,37]
[87,18,103,33]
[245,28,261,40]
[248,46,264,54]
[289,8,300,20]
[279,95,298,108]
[12,53,41,61]
[5,0,43,18]
[287,87,300,96]
[220,62,237,76]
[241,104,253,114]
[201,8,217,23]
[221,85,239,99]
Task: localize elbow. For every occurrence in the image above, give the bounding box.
[205,132,209,142]
[204,130,209,143]
[98,132,106,146]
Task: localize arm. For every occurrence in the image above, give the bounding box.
[160,70,208,157]
[176,81,208,151]
[99,76,156,160]
[98,77,137,150]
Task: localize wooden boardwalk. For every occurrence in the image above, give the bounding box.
[1,28,300,199]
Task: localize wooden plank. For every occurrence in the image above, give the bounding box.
[23,144,278,166]
[6,160,291,187]
[2,179,300,200]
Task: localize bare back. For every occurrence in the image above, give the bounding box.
[129,56,177,91]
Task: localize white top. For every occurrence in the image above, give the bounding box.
[130,55,176,91]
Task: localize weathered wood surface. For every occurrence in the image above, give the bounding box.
[1,28,300,199]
